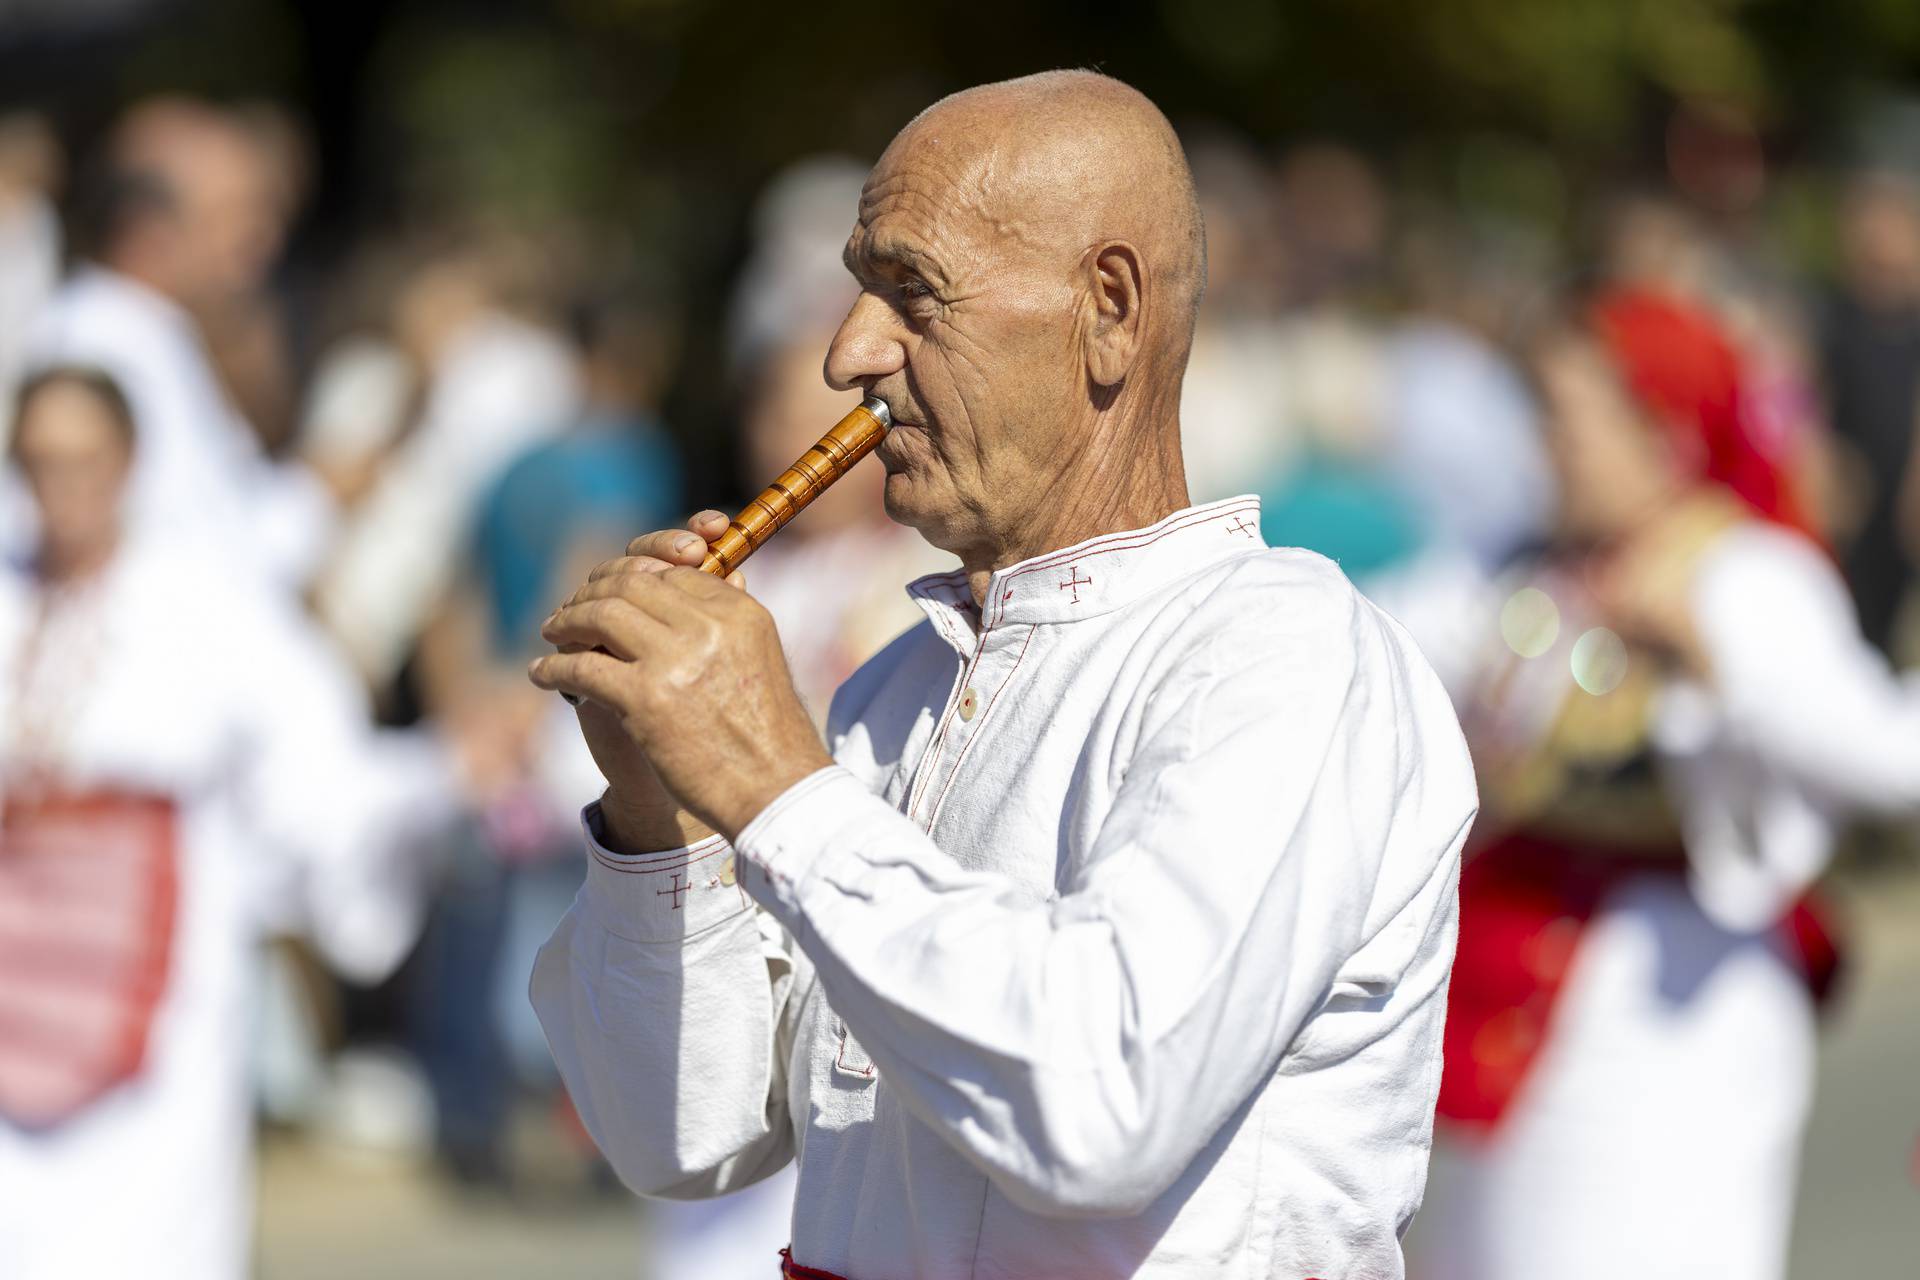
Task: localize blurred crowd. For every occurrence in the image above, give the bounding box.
[0,86,1916,1280]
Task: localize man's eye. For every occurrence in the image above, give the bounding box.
[900,278,933,302]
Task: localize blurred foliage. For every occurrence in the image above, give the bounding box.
[8,0,1920,486]
[380,30,628,224]
[15,0,1920,244]
[339,0,1920,216]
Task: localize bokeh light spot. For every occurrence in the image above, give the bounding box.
[1500,587,1561,658]
[1570,627,1629,695]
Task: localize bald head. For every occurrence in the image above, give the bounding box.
[892,71,1207,340]
[826,72,1202,575]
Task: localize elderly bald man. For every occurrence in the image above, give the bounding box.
[530,72,1475,1280]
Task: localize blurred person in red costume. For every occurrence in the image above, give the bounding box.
[1420,286,1920,1280]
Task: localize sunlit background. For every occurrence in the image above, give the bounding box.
[1,1,1917,1276]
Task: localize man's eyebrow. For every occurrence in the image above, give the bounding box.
[845,231,943,284]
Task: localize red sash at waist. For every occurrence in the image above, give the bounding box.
[781,1248,851,1280]
[780,1253,1329,1280]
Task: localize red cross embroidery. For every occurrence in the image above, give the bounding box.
[1059,566,1092,603]
[656,872,688,910]
[1226,515,1257,538]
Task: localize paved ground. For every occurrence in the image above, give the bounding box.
[256,869,1920,1279]
[255,1140,639,1279]
[1782,868,1920,1275]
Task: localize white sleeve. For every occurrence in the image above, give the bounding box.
[231,590,450,981]
[529,811,808,1199]
[728,598,1476,1219]
[1689,527,1920,814]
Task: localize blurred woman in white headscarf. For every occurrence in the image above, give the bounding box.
[0,367,448,1280]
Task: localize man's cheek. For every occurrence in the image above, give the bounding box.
[924,324,996,402]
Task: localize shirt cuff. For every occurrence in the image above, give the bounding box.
[732,766,874,913]
[577,799,753,943]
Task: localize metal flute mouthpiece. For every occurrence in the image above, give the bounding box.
[697,395,892,578]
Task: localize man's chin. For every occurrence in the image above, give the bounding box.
[881,473,949,542]
[880,472,921,525]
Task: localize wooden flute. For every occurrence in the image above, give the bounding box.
[696,394,892,578]
[559,395,891,705]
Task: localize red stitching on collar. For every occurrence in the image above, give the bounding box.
[989,501,1259,627]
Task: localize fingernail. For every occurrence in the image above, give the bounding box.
[674,534,700,554]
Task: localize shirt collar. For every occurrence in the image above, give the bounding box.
[907,495,1266,647]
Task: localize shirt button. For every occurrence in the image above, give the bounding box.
[958,687,979,721]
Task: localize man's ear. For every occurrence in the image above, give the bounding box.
[1084,241,1145,389]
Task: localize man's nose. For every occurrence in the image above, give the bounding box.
[824,293,908,391]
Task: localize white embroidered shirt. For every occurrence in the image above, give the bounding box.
[532,497,1477,1279]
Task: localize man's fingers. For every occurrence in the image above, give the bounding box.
[527,649,633,711]
[621,531,706,565]
[587,554,676,585]
[541,598,667,658]
[654,563,737,603]
[573,563,733,621]
[558,568,699,614]
[626,516,723,565]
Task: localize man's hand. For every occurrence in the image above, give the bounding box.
[530,512,831,846]
[538,513,722,849]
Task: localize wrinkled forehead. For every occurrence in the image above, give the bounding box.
[850,113,1073,280]
[854,129,989,251]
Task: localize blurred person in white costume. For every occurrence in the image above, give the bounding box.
[24,98,332,589]
[314,239,582,689]
[0,367,448,1280]
[0,113,60,404]
[0,113,63,559]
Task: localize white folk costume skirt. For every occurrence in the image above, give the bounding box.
[1422,875,1817,1280]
